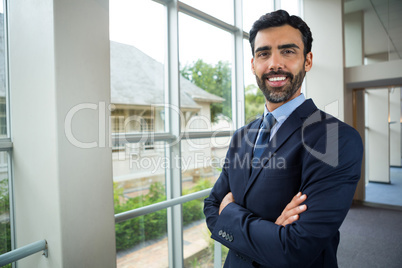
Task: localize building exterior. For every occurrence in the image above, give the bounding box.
[110,41,230,192]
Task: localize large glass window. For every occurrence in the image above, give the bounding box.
[180,0,234,25]
[243,38,265,124]
[110,1,303,267]
[179,13,233,131]
[0,1,12,265]
[0,152,11,262]
[110,0,168,266]
[242,0,274,32]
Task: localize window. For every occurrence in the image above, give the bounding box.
[110,1,303,267]
[0,2,13,265]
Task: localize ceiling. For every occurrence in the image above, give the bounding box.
[344,0,402,60]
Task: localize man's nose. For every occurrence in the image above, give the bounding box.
[268,52,283,71]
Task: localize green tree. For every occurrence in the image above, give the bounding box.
[245,84,265,123]
[0,179,11,268]
[181,60,232,122]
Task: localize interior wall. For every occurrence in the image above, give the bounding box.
[365,89,390,184]
[9,0,116,267]
[389,87,401,167]
[344,11,364,67]
[304,0,344,120]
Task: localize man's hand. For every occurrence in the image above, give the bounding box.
[275,192,307,227]
[219,192,235,215]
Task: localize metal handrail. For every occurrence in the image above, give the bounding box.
[115,188,212,223]
[0,239,48,266]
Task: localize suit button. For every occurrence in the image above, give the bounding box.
[218,230,222,236]
[229,235,233,242]
[222,231,226,238]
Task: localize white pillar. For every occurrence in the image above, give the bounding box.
[9,0,116,267]
[365,89,390,183]
[303,0,344,121]
[389,87,401,167]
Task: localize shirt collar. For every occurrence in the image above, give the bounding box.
[264,93,305,124]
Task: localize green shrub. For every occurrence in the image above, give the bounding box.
[114,179,212,251]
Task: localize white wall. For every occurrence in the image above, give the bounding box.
[344,11,364,67]
[9,0,116,267]
[365,89,390,183]
[304,0,345,121]
[345,59,402,85]
[389,87,401,167]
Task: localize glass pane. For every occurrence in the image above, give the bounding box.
[179,13,233,131]
[113,139,167,267]
[0,152,11,261]
[115,211,168,267]
[181,137,230,194]
[280,0,300,16]
[181,136,229,266]
[180,0,234,25]
[113,141,167,200]
[243,0,274,33]
[110,0,166,134]
[182,209,211,266]
[244,39,265,124]
[0,6,8,138]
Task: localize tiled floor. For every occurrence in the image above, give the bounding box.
[365,167,402,207]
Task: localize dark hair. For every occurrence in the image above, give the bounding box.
[249,10,313,57]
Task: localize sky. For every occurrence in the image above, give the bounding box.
[108,0,290,88]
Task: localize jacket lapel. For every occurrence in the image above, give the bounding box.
[242,99,318,198]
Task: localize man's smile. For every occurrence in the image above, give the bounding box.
[267,75,288,87]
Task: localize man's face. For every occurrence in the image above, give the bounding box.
[251,25,312,105]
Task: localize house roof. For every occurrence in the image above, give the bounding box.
[110,41,224,109]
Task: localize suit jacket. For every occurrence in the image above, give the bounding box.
[204,99,363,268]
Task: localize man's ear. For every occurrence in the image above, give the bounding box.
[305,52,313,72]
[251,57,256,75]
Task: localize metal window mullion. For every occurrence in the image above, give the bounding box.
[3,1,15,267]
[112,132,176,144]
[233,0,245,133]
[178,1,237,34]
[115,188,211,223]
[166,1,183,268]
[7,150,15,268]
[181,130,233,140]
[4,0,11,140]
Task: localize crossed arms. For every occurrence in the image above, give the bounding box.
[219,191,307,227]
[203,124,363,267]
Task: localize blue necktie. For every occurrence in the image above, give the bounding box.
[252,113,276,168]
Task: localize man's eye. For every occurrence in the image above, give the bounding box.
[258,52,268,57]
[283,50,294,54]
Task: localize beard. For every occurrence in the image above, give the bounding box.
[255,68,306,103]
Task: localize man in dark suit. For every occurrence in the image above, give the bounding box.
[204,10,363,267]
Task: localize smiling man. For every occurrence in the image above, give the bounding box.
[204,10,363,268]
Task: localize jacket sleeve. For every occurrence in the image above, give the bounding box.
[203,137,233,233]
[209,125,363,267]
